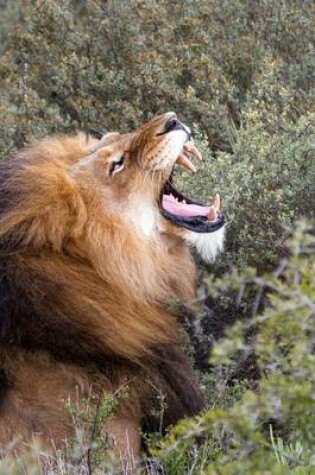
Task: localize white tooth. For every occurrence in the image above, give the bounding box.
[213,194,220,211]
[183,143,203,161]
[208,207,217,221]
[183,200,187,204]
[176,154,196,173]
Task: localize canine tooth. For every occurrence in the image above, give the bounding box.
[213,194,220,211]
[176,154,196,173]
[207,207,217,221]
[183,143,203,161]
[208,195,221,221]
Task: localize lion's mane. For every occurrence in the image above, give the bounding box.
[0,134,205,445]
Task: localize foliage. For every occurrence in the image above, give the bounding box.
[0,387,128,474]
[178,107,315,271]
[153,223,315,474]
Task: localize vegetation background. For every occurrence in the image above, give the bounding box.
[0,0,314,473]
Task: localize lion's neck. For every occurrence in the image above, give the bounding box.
[122,195,159,239]
[76,214,196,305]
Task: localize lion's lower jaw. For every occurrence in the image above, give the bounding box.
[184,225,226,263]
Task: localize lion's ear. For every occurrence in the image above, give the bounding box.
[96,148,112,160]
[88,132,122,154]
[99,132,121,146]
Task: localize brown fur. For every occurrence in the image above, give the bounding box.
[0,113,205,461]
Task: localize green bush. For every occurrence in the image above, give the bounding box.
[177,102,315,271]
[154,223,315,474]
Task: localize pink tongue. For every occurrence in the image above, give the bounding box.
[162,194,210,218]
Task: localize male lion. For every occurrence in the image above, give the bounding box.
[0,112,224,465]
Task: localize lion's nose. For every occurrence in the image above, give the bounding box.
[164,115,190,138]
[164,116,179,133]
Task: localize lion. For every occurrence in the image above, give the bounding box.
[0,112,225,466]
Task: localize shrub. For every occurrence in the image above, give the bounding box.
[154,222,315,474]
[177,97,315,271]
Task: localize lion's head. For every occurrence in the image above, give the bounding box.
[0,113,223,455]
[0,112,224,303]
[71,111,225,253]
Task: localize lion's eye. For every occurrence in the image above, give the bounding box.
[109,156,125,176]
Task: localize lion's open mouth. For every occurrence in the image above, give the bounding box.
[159,142,225,233]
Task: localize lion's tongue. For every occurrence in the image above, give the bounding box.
[162,194,212,219]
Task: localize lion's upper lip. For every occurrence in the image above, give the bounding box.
[157,117,191,140]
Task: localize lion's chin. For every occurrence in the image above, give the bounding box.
[183,225,225,263]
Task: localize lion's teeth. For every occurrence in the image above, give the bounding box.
[176,154,196,173]
[207,207,217,221]
[213,194,220,211]
[183,142,203,161]
[208,195,221,221]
